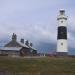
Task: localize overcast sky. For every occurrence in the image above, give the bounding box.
[0,0,75,54]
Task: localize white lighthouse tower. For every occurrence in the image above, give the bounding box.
[57,10,68,56]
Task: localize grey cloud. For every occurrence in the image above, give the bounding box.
[0,0,75,53]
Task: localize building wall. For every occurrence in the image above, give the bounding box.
[20,47,31,56]
[0,50,20,56]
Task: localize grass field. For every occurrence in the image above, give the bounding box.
[0,56,75,75]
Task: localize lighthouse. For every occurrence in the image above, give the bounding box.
[57,10,68,56]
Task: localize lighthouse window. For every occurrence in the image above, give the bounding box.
[61,43,63,45]
[61,21,63,23]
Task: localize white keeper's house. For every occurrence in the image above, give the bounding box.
[0,33,37,56]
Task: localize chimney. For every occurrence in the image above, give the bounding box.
[25,40,29,46]
[12,33,17,41]
[30,42,33,47]
[20,39,24,44]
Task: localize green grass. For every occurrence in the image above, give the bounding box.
[0,56,75,75]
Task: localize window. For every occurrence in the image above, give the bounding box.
[61,21,63,23]
[61,43,63,45]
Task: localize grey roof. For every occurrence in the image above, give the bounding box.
[18,42,29,48]
[4,40,22,47]
[0,47,22,51]
[29,46,37,50]
[4,40,29,48]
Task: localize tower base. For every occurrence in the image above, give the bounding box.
[56,52,68,57]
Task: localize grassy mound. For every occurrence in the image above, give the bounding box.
[0,57,75,75]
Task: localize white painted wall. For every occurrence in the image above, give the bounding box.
[58,18,67,27]
[57,39,68,52]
